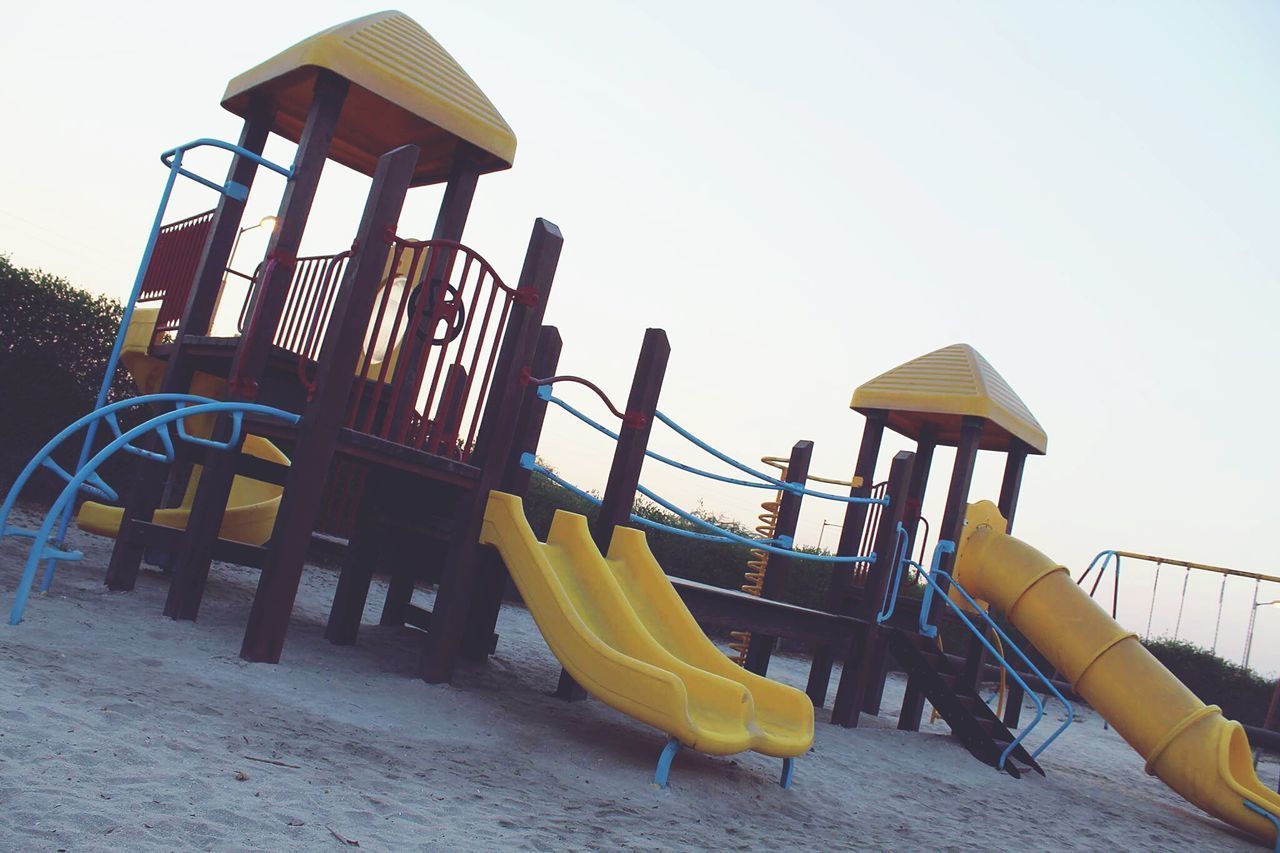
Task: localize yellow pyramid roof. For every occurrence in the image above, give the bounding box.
[851,344,1047,454]
[222,11,516,186]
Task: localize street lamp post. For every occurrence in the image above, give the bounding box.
[223,215,278,286]
[816,519,842,552]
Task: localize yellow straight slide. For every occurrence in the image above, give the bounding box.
[478,491,814,762]
[604,526,815,758]
[954,501,1280,846]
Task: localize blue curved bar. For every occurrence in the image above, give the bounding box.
[7,401,299,625]
[0,394,220,540]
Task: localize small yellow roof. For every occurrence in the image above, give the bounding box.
[222,11,516,186]
[851,344,1048,454]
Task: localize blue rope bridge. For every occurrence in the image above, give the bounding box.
[525,381,883,564]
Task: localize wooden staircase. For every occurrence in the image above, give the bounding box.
[888,630,1044,779]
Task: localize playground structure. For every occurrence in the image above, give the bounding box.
[2,12,560,691]
[1,9,1279,846]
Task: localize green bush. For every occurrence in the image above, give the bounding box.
[0,254,131,500]
[1143,638,1274,726]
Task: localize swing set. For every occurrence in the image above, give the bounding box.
[1078,549,1280,664]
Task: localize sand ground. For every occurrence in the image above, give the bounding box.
[0,504,1271,851]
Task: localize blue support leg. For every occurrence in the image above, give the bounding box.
[780,757,796,789]
[654,738,680,789]
[1243,800,1280,852]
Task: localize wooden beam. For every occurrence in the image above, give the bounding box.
[744,439,812,676]
[103,102,275,592]
[237,144,422,662]
[831,450,915,727]
[899,416,984,732]
[162,72,349,623]
[385,146,483,433]
[806,408,885,706]
[459,325,564,660]
[557,328,671,700]
[998,440,1030,728]
[417,219,563,685]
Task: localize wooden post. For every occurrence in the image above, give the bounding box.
[385,145,483,433]
[998,441,1029,727]
[806,409,886,706]
[830,450,914,727]
[161,72,348,622]
[418,219,563,685]
[103,99,275,592]
[899,416,984,732]
[235,144,421,661]
[860,424,938,715]
[458,325,564,660]
[743,440,812,676]
[556,328,671,700]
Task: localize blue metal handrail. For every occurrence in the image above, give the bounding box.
[914,540,1074,769]
[536,386,887,506]
[635,484,874,564]
[7,401,299,625]
[522,454,874,564]
[876,522,916,624]
[524,457,753,545]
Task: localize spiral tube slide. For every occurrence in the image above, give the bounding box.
[954,501,1280,846]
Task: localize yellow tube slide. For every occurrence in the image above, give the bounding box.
[74,305,288,547]
[954,501,1280,845]
[478,491,813,758]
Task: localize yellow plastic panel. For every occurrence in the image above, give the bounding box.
[222,11,516,186]
[604,525,814,758]
[76,307,289,547]
[953,500,1280,845]
[76,435,288,546]
[851,344,1048,454]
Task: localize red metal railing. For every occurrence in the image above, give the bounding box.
[137,209,216,335]
[237,252,351,397]
[345,237,522,462]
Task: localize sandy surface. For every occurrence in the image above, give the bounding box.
[0,503,1271,851]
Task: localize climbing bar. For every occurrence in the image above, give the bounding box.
[635,484,874,565]
[104,411,176,463]
[915,541,1074,768]
[537,385,886,505]
[522,455,777,546]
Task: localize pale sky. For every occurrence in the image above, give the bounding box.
[4,2,1278,671]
